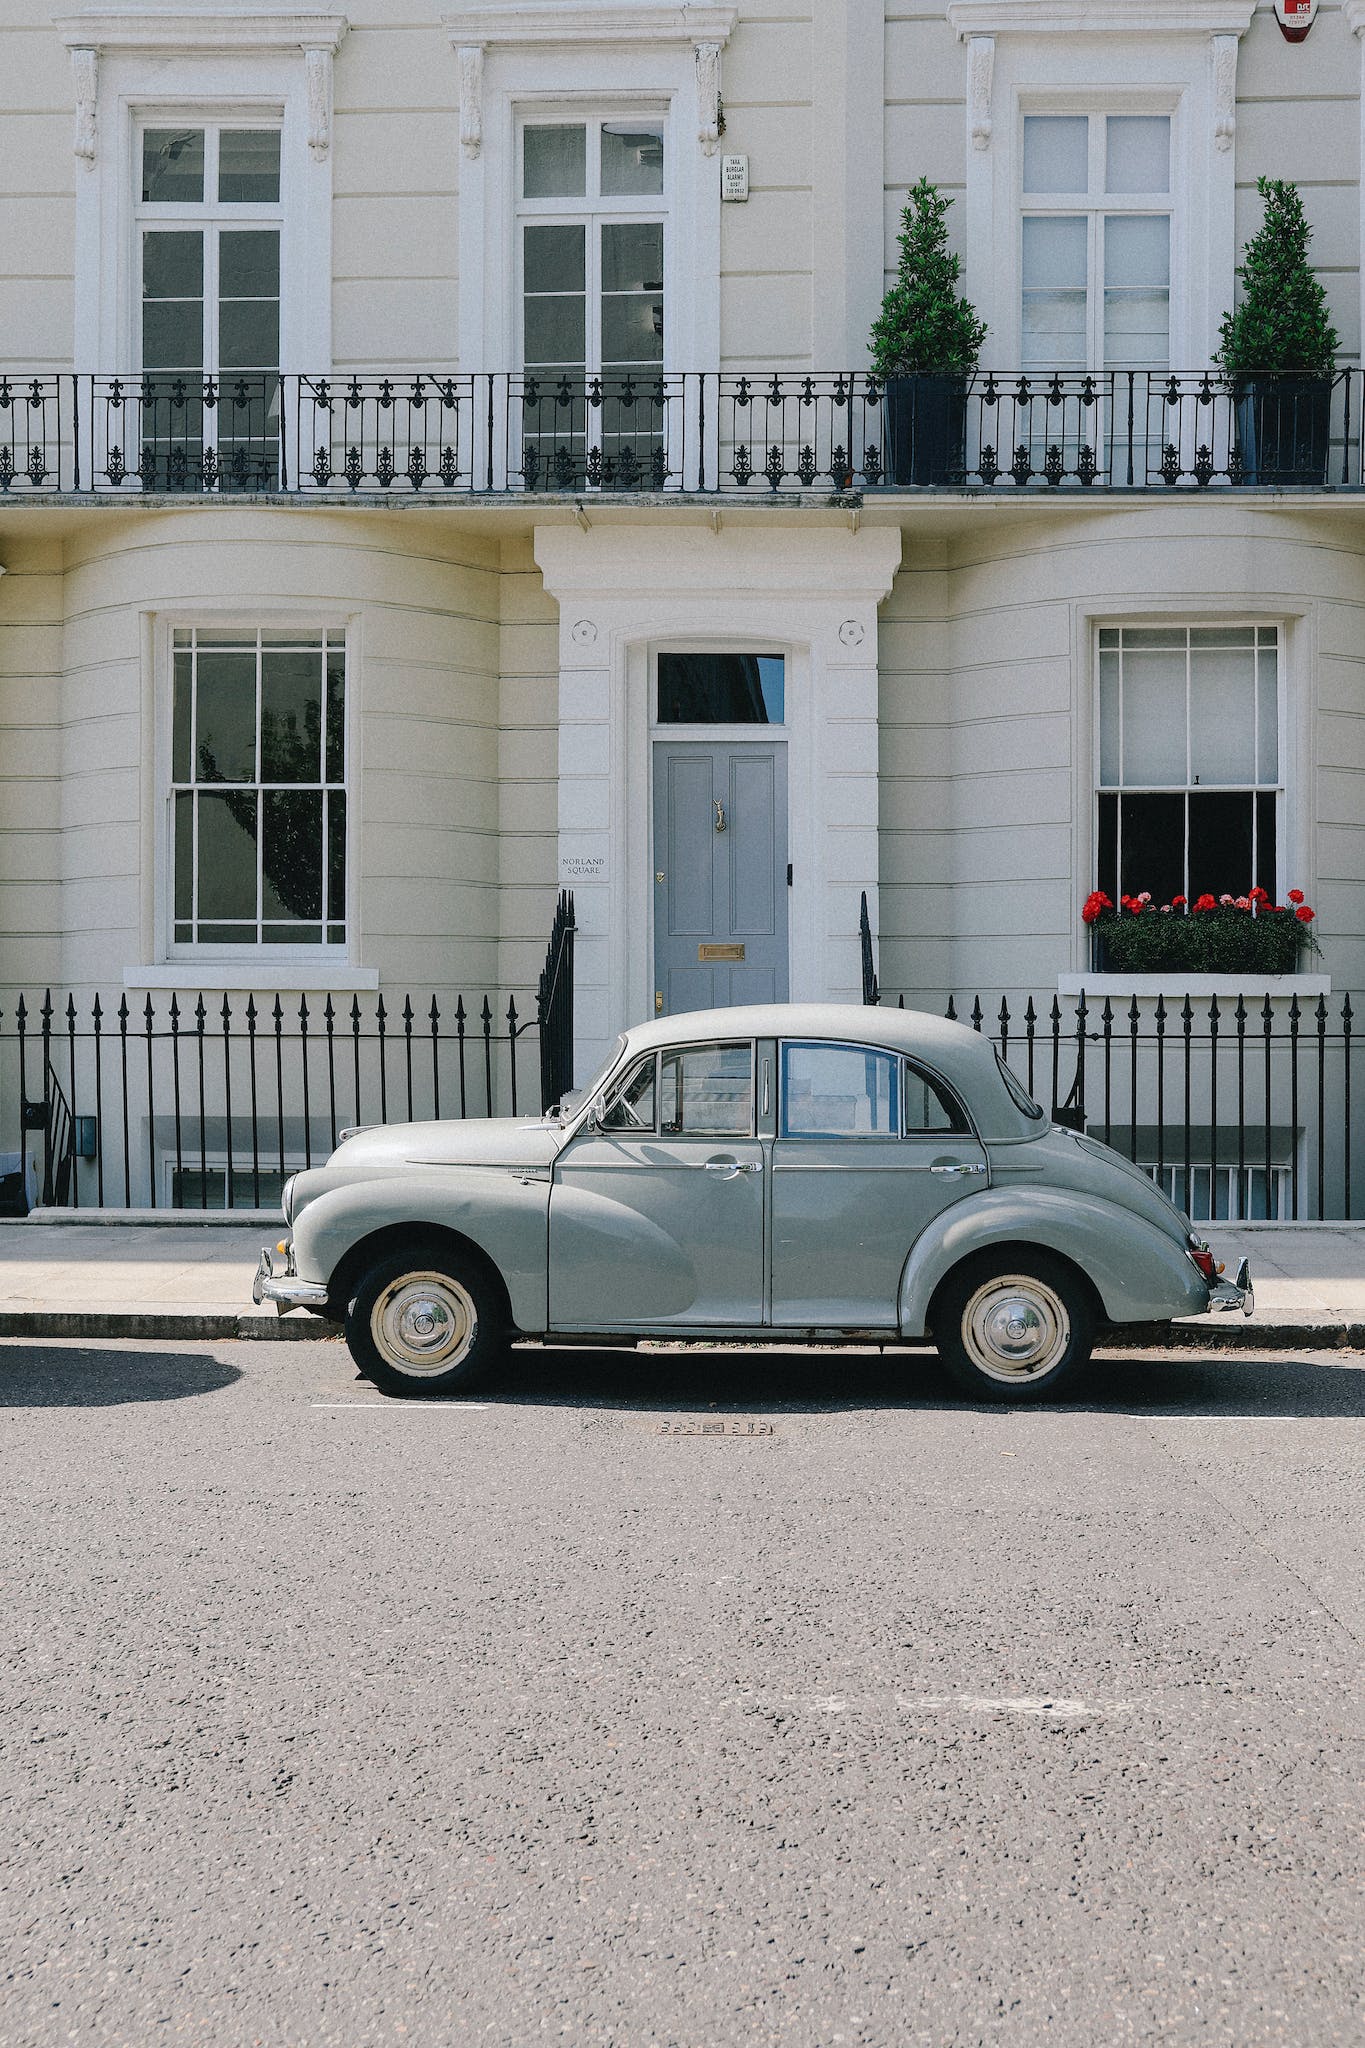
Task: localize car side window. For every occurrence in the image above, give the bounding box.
[603,1054,657,1132]
[781,1042,900,1137]
[904,1060,969,1136]
[659,1043,753,1137]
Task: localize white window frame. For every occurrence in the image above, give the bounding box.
[56,14,343,373]
[134,117,285,380]
[152,610,358,973]
[1093,621,1286,905]
[948,1,1255,369]
[446,6,734,377]
[1020,108,1175,375]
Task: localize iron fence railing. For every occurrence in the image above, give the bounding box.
[5,370,1365,496]
[873,987,1360,1224]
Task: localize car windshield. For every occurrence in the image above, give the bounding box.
[554,1036,628,1121]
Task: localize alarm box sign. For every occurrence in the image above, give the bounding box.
[1275,0,1317,40]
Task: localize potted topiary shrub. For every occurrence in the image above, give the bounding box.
[1216,176,1340,486]
[870,177,986,487]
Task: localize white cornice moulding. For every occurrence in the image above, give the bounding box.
[440,5,737,47]
[947,0,1254,35]
[1343,0,1365,32]
[51,10,349,55]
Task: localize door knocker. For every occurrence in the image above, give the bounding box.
[713,797,727,833]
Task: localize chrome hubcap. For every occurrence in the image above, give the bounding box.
[962,1274,1070,1383]
[371,1271,477,1377]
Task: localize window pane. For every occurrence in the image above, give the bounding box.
[601,293,664,366]
[174,792,194,919]
[262,790,323,921]
[1256,791,1277,898]
[1189,644,1255,784]
[263,924,323,945]
[172,650,193,781]
[523,125,586,198]
[782,1042,899,1138]
[1022,115,1088,194]
[1022,216,1087,371]
[197,791,258,919]
[605,1055,657,1130]
[1097,790,1118,901]
[1119,791,1184,903]
[1022,214,1087,289]
[326,652,346,783]
[220,229,280,299]
[657,653,784,724]
[602,222,664,294]
[1099,646,1120,784]
[195,652,257,781]
[143,231,203,301]
[1188,791,1254,900]
[219,299,280,371]
[659,1043,753,1136]
[1258,645,1279,782]
[1104,216,1169,370]
[327,791,346,930]
[1106,115,1169,195]
[218,129,281,204]
[1104,215,1168,289]
[142,128,204,203]
[904,1063,966,1135]
[1120,648,1186,784]
[524,296,586,367]
[261,649,323,782]
[601,123,665,196]
[524,223,585,294]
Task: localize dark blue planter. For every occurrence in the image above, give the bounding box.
[884,373,968,486]
[1233,375,1332,485]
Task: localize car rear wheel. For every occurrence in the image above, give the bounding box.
[934,1253,1093,1404]
[345,1249,505,1397]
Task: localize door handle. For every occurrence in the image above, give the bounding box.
[930,1162,988,1177]
[713,797,727,833]
[702,1157,762,1176]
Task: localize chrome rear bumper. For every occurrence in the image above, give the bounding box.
[1207,1256,1254,1316]
[253,1245,330,1313]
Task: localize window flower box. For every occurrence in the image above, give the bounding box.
[1082,888,1318,977]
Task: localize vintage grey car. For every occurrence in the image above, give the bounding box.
[254,1002,1252,1402]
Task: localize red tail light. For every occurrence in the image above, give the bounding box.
[1188,1238,1217,1281]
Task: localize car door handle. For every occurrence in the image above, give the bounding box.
[702,1157,762,1176]
[931,1162,987,1176]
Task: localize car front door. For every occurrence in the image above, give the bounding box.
[769,1041,989,1328]
[549,1040,765,1330]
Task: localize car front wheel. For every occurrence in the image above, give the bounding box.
[933,1253,1093,1404]
[345,1249,505,1397]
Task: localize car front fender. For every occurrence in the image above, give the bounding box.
[897,1185,1208,1339]
[290,1169,550,1332]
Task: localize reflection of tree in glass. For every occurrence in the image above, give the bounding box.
[194,681,339,924]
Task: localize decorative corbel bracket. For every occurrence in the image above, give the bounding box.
[303,43,333,160]
[967,35,995,152]
[695,40,722,156]
[1212,31,1237,152]
[70,45,98,165]
[458,43,485,158]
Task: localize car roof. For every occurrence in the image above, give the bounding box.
[614,1003,1042,1145]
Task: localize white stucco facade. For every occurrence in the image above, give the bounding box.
[1,0,1364,1210]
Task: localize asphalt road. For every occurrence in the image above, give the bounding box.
[2,1337,1362,2048]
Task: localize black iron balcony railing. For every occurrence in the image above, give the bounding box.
[3,369,1364,496]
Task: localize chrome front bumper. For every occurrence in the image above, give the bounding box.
[1207,1256,1254,1316]
[253,1245,331,1314]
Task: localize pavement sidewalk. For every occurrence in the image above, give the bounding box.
[0,1214,1362,1347]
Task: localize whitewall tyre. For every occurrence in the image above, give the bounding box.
[934,1254,1093,1404]
[345,1250,505,1396]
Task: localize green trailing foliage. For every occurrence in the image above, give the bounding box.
[869,178,986,379]
[1216,176,1339,380]
[1093,907,1312,976]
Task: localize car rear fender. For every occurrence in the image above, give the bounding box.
[290,1170,550,1332]
[897,1185,1207,1338]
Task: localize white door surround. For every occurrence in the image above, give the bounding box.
[533,523,902,1082]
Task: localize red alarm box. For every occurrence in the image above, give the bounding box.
[1275,0,1318,41]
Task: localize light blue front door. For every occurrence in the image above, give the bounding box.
[653,742,788,1017]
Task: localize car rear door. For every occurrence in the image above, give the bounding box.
[769,1040,989,1327]
[549,1040,765,1330]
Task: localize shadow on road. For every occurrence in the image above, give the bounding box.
[0,1344,243,1407]
[476,1343,1365,1420]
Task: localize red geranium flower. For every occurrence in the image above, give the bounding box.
[1295,904,1315,923]
[1081,890,1113,926]
[1171,895,1187,910]
[1193,893,1218,913]
[1288,889,1305,904]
